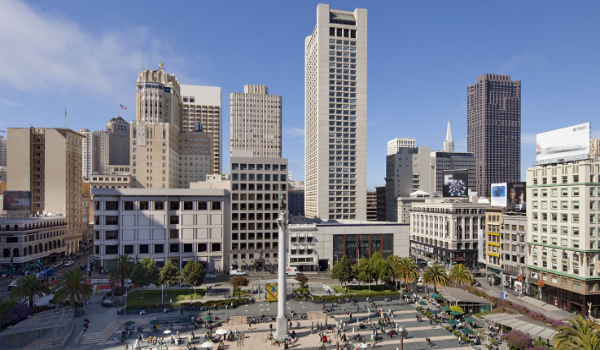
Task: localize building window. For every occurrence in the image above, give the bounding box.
[105,216,118,225]
[183,244,193,253]
[198,201,208,210]
[155,201,164,210]
[124,245,134,254]
[170,244,179,253]
[211,243,221,252]
[105,231,118,240]
[139,244,149,254]
[212,201,221,210]
[105,245,118,254]
[139,201,149,210]
[154,244,164,253]
[170,216,179,225]
[124,201,134,210]
[169,229,178,239]
[198,243,207,252]
[105,201,118,210]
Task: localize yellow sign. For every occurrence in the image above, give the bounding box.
[266,283,278,302]
[487,252,500,257]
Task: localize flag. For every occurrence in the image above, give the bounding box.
[65,108,67,116]
[120,104,127,110]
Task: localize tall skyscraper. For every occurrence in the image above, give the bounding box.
[305,4,367,220]
[230,85,282,158]
[0,135,7,167]
[105,116,130,166]
[181,85,222,174]
[443,121,454,152]
[131,64,182,188]
[387,137,416,156]
[7,127,85,255]
[467,74,521,197]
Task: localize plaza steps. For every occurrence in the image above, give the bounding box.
[22,338,66,350]
[227,316,247,325]
[77,321,121,346]
[306,311,330,320]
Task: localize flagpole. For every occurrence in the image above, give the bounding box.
[64,108,66,128]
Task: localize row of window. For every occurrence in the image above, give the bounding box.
[96,200,222,212]
[532,187,581,197]
[231,163,286,171]
[100,242,221,255]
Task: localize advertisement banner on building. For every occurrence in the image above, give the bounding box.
[478,229,485,263]
[536,122,590,162]
[490,183,507,207]
[442,169,469,197]
[506,182,526,213]
[3,191,31,211]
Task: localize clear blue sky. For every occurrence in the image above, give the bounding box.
[1,0,599,189]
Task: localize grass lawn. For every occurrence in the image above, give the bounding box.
[127,289,206,307]
[333,285,395,294]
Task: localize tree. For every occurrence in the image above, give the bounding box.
[554,315,600,350]
[423,264,449,293]
[295,275,308,287]
[179,260,206,298]
[109,254,134,293]
[10,274,50,309]
[387,255,403,286]
[53,270,93,307]
[159,259,180,296]
[448,264,473,287]
[130,257,159,299]
[397,257,419,290]
[331,255,354,287]
[230,276,249,297]
[370,252,391,285]
[355,257,372,286]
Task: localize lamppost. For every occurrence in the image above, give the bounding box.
[398,326,406,350]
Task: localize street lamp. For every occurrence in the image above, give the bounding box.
[398,326,406,350]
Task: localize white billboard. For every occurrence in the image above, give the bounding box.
[490,183,507,207]
[536,123,590,162]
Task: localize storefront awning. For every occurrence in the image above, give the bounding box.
[482,313,557,340]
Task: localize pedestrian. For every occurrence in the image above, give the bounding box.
[289,321,292,329]
[297,321,301,329]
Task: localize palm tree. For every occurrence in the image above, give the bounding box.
[387,255,403,286]
[54,270,93,307]
[10,274,50,308]
[109,254,134,292]
[397,257,419,291]
[448,264,473,287]
[423,264,449,293]
[554,315,600,350]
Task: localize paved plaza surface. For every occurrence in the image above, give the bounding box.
[72,297,476,350]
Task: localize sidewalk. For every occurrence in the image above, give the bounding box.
[474,278,572,321]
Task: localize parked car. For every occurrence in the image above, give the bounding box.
[64,260,74,267]
[205,274,216,279]
[229,269,247,276]
[7,280,18,290]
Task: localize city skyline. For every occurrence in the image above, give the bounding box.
[1,0,600,190]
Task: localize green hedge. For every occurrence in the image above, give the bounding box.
[125,297,249,310]
[312,291,399,302]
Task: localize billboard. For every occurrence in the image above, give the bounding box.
[491,183,507,207]
[3,191,31,211]
[507,182,526,213]
[442,169,468,198]
[536,123,590,162]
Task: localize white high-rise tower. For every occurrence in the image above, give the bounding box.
[444,121,454,152]
[304,4,367,220]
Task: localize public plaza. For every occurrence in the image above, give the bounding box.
[75,296,472,350]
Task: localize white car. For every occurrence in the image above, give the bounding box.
[64,261,74,267]
[7,280,18,290]
[229,269,247,276]
[205,274,216,279]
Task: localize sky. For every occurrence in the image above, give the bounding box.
[1,0,599,190]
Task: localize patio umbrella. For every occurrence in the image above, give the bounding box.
[464,317,476,322]
[450,311,463,316]
[201,342,215,348]
[215,329,228,335]
[461,328,474,335]
[418,301,427,306]
[446,319,459,325]
[442,307,452,311]
[431,294,443,300]
[403,292,412,296]
[203,315,215,321]
[123,321,135,327]
[430,310,441,315]
[358,343,368,349]
[149,320,161,325]
[164,330,171,334]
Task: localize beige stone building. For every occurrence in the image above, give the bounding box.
[305,4,367,220]
[131,64,182,189]
[178,131,214,187]
[181,85,222,174]
[230,85,282,158]
[7,127,86,255]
